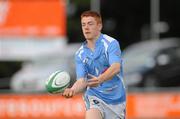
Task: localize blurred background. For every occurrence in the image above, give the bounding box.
[0,0,180,119]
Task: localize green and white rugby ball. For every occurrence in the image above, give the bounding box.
[46,70,70,94]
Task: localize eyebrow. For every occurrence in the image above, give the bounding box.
[82,21,94,25]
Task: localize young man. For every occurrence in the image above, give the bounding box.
[62,11,126,119]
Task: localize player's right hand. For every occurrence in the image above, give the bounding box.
[62,88,75,98]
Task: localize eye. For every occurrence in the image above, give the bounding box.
[82,24,86,27]
[88,22,94,26]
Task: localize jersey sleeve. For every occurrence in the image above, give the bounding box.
[75,54,86,79]
[108,40,122,65]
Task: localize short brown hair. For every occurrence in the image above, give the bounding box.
[81,11,102,24]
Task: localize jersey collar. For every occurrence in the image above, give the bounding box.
[83,33,103,49]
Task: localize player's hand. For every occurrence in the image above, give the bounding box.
[87,74,102,87]
[62,88,75,98]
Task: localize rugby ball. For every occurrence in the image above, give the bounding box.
[46,70,70,94]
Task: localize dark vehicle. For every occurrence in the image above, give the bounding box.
[123,38,180,88]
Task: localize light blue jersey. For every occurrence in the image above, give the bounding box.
[75,34,126,104]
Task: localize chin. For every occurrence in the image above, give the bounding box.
[87,38,94,41]
[85,36,92,40]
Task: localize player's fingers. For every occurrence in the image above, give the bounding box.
[87,79,98,82]
[67,90,73,98]
[87,82,99,87]
[63,92,70,98]
[88,74,97,78]
[63,89,74,98]
[62,92,67,97]
[62,89,69,96]
[87,79,98,85]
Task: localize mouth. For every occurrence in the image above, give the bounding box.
[85,32,90,34]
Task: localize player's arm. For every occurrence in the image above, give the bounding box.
[71,78,87,94]
[99,62,120,82]
[63,49,88,98]
[62,78,87,98]
[87,63,120,87]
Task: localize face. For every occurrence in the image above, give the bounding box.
[81,16,102,41]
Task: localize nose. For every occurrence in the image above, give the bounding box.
[83,26,89,31]
[84,24,89,29]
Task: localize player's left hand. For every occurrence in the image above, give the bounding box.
[87,74,102,87]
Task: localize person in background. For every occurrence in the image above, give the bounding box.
[62,10,126,119]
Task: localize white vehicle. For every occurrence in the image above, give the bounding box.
[10,43,81,93]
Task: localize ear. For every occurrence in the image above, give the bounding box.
[98,23,102,31]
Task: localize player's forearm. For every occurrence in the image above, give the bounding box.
[99,63,120,83]
[71,78,87,95]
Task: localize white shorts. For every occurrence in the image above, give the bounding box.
[84,95,126,119]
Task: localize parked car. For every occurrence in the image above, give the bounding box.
[123,38,180,88]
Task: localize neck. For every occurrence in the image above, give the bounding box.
[87,33,101,51]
